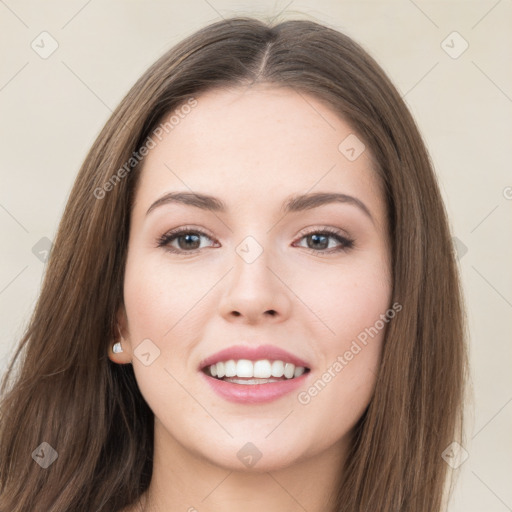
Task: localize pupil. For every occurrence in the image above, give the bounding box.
[309,234,328,250]
[180,234,200,249]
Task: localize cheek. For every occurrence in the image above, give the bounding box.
[122,251,204,337]
[294,252,392,347]
[121,250,220,391]
[292,256,391,421]
[121,254,201,421]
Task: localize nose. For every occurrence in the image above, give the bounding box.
[218,243,292,324]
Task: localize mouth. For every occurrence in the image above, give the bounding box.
[198,344,312,402]
[201,359,311,385]
[199,359,311,404]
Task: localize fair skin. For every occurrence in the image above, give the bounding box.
[110,84,392,512]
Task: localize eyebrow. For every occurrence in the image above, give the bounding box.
[146,191,374,223]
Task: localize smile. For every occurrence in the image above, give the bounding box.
[203,358,310,382]
[200,359,311,404]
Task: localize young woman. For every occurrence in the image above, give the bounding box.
[0,15,468,512]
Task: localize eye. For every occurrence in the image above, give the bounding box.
[156,226,355,256]
[156,226,218,254]
[293,227,355,255]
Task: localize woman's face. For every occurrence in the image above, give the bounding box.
[113,85,392,472]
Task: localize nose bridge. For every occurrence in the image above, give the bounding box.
[231,233,275,296]
[219,232,290,321]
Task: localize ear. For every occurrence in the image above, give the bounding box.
[108,305,132,365]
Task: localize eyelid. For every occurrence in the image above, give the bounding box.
[292,226,354,254]
[159,224,215,240]
[156,225,217,250]
[296,225,350,239]
[156,224,355,255]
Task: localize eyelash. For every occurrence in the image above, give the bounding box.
[156,225,355,257]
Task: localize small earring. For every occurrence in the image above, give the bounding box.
[113,341,123,354]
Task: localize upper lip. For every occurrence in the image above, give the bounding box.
[198,344,311,371]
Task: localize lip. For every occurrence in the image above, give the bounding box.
[200,369,311,404]
[198,344,311,371]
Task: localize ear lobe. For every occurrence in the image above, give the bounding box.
[108,338,131,365]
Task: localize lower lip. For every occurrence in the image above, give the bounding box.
[199,370,310,404]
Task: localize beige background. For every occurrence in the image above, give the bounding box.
[1,1,511,510]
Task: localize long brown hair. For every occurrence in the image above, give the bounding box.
[0,15,468,511]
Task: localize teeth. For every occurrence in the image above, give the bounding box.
[222,378,286,385]
[294,366,305,378]
[271,360,284,377]
[225,360,237,377]
[236,359,253,378]
[254,360,271,378]
[205,359,308,380]
[283,362,295,379]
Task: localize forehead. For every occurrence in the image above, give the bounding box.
[133,85,383,221]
